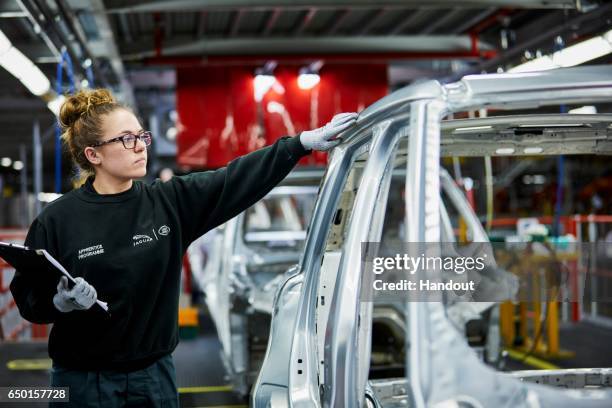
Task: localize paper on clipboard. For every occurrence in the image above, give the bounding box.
[36,249,109,312]
[0,241,109,313]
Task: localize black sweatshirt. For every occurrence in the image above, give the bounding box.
[10,135,310,372]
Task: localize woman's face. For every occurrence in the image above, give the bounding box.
[88,109,148,181]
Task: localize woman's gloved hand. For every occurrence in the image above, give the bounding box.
[299,112,358,151]
[53,276,97,312]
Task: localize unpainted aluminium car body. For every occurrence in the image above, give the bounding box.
[191,177,320,395]
[253,65,612,407]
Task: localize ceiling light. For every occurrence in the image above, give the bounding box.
[1,157,12,167]
[495,147,515,155]
[297,72,320,90]
[166,126,177,140]
[47,95,66,116]
[0,30,51,96]
[523,147,543,154]
[254,74,276,102]
[13,161,23,171]
[454,125,493,133]
[37,192,62,202]
[297,61,323,90]
[509,29,612,73]
[254,61,277,102]
[568,106,597,114]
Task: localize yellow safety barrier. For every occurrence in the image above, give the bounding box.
[178,307,199,327]
[499,251,576,361]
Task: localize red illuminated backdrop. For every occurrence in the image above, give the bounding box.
[176,64,388,169]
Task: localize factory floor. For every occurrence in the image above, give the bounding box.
[0,317,611,407]
[505,319,612,371]
[0,311,246,408]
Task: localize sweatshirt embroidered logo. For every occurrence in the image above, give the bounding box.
[78,244,105,259]
[133,234,153,247]
[158,225,170,236]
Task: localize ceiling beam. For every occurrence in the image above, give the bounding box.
[165,12,172,39]
[356,8,388,36]
[472,1,612,74]
[86,0,136,108]
[388,9,428,35]
[420,8,463,35]
[122,35,495,60]
[104,0,578,13]
[118,13,133,43]
[293,8,316,35]
[449,7,497,34]
[325,9,351,35]
[261,8,281,36]
[228,9,245,37]
[195,11,207,38]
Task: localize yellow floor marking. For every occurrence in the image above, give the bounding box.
[6,360,237,396]
[7,359,51,370]
[505,348,561,370]
[178,385,233,394]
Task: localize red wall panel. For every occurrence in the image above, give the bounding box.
[176,64,388,169]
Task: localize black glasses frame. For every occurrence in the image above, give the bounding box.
[91,131,153,150]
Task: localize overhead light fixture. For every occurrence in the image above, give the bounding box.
[1,157,12,167]
[47,95,66,117]
[166,126,178,141]
[524,147,543,154]
[254,61,277,102]
[297,72,320,90]
[254,73,276,102]
[495,147,515,155]
[569,106,597,114]
[0,29,51,97]
[509,28,612,73]
[13,160,23,171]
[169,110,178,122]
[297,60,323,90]
[523,174,546,185]
[453,125,493,133]
[37,192,62,203]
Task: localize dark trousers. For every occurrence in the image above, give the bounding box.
[49,354,179,407]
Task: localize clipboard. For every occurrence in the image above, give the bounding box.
[0,241,109,313]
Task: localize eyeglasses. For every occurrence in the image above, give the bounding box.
[91,131,153,150]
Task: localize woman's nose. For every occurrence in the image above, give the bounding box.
[134,139,147,151]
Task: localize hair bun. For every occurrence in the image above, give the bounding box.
[59,88,117,131]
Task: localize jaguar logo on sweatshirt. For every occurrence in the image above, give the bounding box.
[133,225,170,247]
[133,234,153,247]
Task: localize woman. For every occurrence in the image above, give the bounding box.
[9,88,357,407]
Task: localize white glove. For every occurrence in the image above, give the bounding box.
[299,112,358,151]
[53,276,97,313]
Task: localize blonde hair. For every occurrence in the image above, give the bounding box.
[59,88,129,188]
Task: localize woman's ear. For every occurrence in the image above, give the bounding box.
[84,147,101,166]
